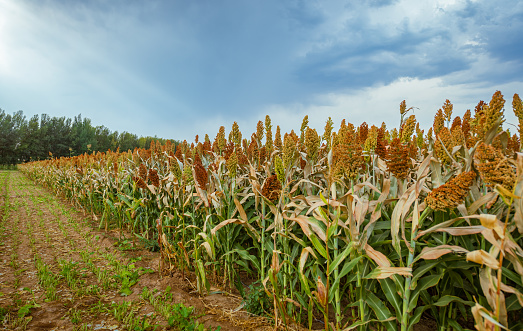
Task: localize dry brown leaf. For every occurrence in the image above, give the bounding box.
[365,244,391,267]
[467,250,500,269]
[417,245,469,260]
[367,267,412,279]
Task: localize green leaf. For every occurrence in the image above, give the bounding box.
[407,305,427,331]
[328,243,354,275]
[506,294,523,311]
[329,255,363,301]
[366,292,398,331]
[447,319,464,331]
[502,267,523,287]
[411,261,439,289]
[409,274,443,312]
[342,318,392,330]
[339,256,363,279]
[232,248,261,273]
[309,233,327,259]
[433,295,474,307]
[379,277,402,318]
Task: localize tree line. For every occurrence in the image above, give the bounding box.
[0,109,177,165]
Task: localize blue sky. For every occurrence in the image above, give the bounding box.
[1,0,522,141]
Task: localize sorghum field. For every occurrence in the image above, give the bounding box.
[3,90,523,331]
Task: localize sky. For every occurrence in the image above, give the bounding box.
[0,0,522,141]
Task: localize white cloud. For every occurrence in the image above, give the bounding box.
[259,74,523,137]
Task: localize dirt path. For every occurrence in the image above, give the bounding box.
[0,171,270,331]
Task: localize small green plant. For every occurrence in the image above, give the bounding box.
[115,238,134,251]
[0,307,8,323]
[113,261,153,296]
[17,301,39,318]
[242,281,270,317]
[69,308,82,324]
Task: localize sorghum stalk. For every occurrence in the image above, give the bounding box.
[401,207,432,331]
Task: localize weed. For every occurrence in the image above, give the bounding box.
[242,281,270,317]
[69,308,82,324]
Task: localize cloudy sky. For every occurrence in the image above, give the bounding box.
[0,0,522,141]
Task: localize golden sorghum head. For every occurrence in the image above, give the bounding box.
[139,163,147,181]
[305,127,320,162]
[433,109,445,136]
[150,140,156,153]
[175,144,183,162]
[507,133,520,153]
[170,158,182,179]
[375,127,388,159]
[484,91,505,133]
[193,151,202,166]
[473,100,486,123]
[283,134,296,169]
[256,120,264,145]
[274,155,285,184]
[223,141,235,161]
[195,135,199,144]
[358,122,369,145]
[323,117,334,149]
[216,126,226,154]
[194,162,208,189]
[434,127,452,165]
[386,138,411,180]
[299,115,309,145]
[332,138,364,180]
[237,149,248,165]
[442,99,453,122]
[133,176,148,190]
[400,100,408,115]
[148,169,160,187]
[259,146,267,166]
[289,130,299,144]
[426,171,476,211]
[364,125,379,152]
[195,142,204,156]
[299,157,306,170]
[427,127,433,142]
[203,141,212,154]
[400,115,416,144]
[261,174,281,201]
[230,121,242,149]
[450,116,461,132]
[182,163,194,185]
[247,137,258,161]
[462,109,472,145]
[113,162,118,177]
[513,93,523,119]
[275,125,282,151]
[512,94,523,142]
[450,120,465,148]
[475,142,515,190]
[391,128,399,140]
[265,115,273,155]
[415,123,425,150]
[247,138,257,161]
[227,151,238,178]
